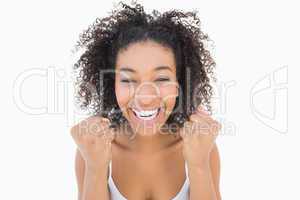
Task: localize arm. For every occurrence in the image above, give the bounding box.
[75,148,111,200]
[188,143,221,200]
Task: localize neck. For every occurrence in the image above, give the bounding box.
[114,123,181,154]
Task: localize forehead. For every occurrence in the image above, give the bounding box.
[115,40,176,73]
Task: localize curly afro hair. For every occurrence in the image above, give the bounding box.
[72,1,216,134]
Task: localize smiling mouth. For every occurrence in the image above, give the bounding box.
[130,107,161,121]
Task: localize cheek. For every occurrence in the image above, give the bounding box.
[115,83,134,109]
[160,84,178,112]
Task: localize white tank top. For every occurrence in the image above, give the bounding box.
[108,160,190,200]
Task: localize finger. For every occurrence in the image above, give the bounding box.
[189,113,202,123]
[96,120,116,141]
[99,117,111,124]
[189,113,219,136]
[189,112,211,124]
[194,106,218,124]
[89,121,109,137]
[211,120,222,136]
[198,119,221,136]
[195,105,210,116]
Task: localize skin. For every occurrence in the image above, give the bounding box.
[72,40,221,200]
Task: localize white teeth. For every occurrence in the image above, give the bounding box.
[132,108,159,120]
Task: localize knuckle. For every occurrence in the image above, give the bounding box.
[72,116,113,145]
[70,125,79,137]
[189,114,200,122]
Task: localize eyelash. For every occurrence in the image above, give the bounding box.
[120,78,170,83]
[155,78,170,82]
[120,79,135,83]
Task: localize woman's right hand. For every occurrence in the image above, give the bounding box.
[70,116,116,171]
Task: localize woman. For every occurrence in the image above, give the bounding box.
[71,1,222,200]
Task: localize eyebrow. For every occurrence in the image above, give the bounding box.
[119,65,173,73]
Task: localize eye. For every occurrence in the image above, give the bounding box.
[155,78,170,82]
[120,79,137,83]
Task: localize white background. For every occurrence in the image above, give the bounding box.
[0,0,299,199]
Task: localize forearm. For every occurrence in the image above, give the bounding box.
[81,168,110,200]
[188,164,218,200]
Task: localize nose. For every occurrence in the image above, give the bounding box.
[133,82,160,108]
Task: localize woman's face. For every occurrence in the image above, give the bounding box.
[115,40,179,135]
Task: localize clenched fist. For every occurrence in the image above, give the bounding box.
[180,105,221,169]
[70,116,116,171]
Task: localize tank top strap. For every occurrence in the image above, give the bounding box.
[184,161,189,181]
[108,160,112,178]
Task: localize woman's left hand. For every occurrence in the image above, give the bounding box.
[179,105,221,169]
